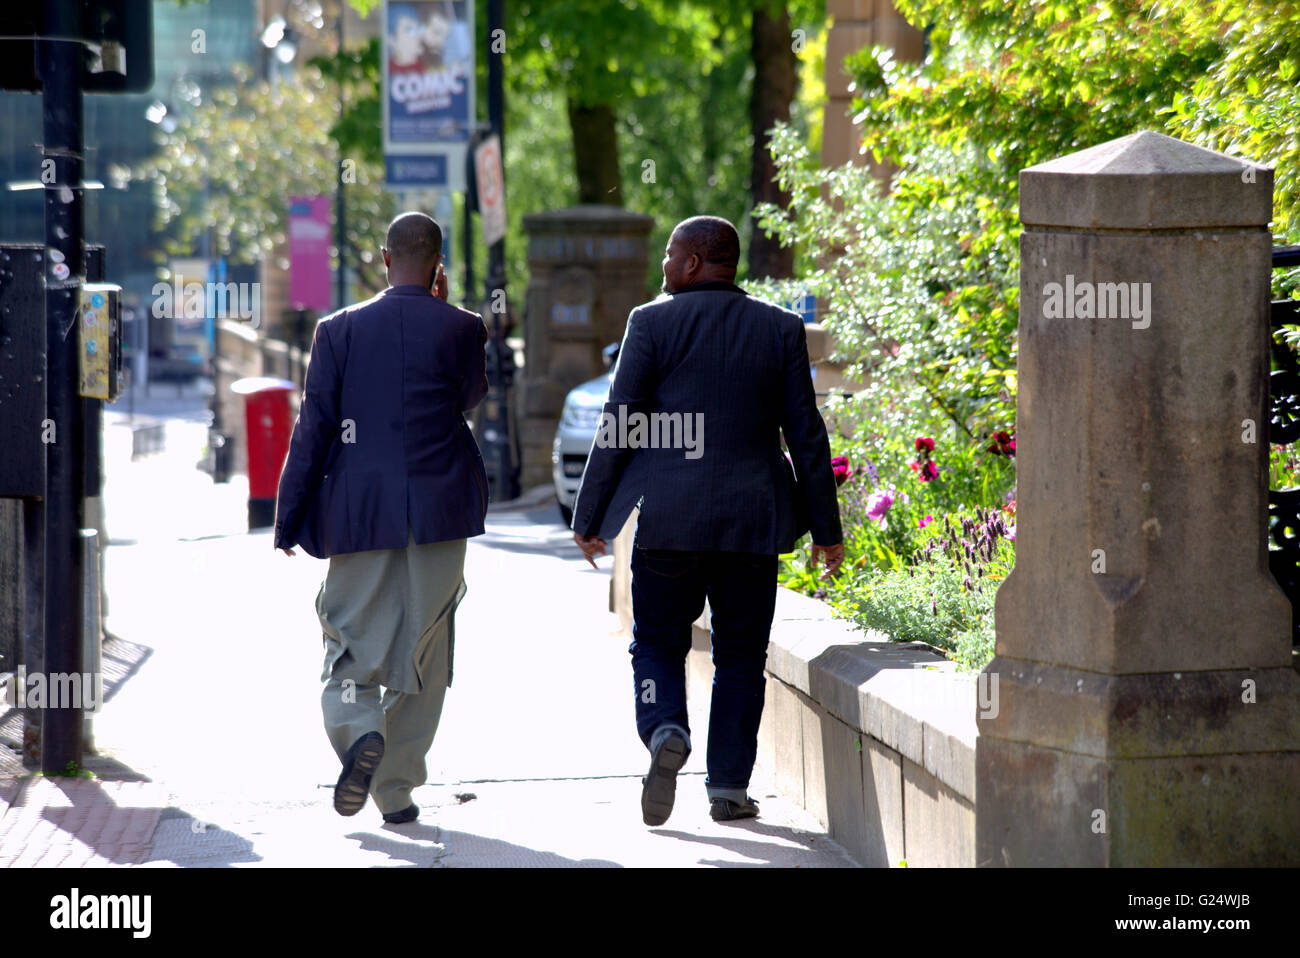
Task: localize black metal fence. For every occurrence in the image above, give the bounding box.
[1265,244,1300,649]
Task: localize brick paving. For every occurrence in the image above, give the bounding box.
[0,776,166,867]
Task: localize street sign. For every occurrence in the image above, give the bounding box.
[0,3,154,95]
[475,134,506,247]
[382,0,474,193]
[385,155,448,188]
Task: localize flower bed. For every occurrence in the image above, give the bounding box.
[781,413,1016,672]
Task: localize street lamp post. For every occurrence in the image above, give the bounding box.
[484,0,518,501]
[335,10,346,313]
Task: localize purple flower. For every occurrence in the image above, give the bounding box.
[865,489,896,529]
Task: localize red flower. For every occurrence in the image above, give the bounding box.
[915,436,935,453]
[987,429,1016,458]
[920,461,939,482]
[830,455,853,487]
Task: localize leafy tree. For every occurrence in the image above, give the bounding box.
[1166,0,1300,251]
[755,0,1262,480]
[141,63,394,296]
[505,0,718,207]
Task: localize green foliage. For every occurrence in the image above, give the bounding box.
[836,508,1015,670]
[504,0,826,293]
[36,761,96,780]
[767,0,1298,676]
[141,64,395,294]
[309,36,384,168]
[1165,0,1300,245]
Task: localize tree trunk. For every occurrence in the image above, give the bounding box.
[748,3,796,279]
[567,98,622,206]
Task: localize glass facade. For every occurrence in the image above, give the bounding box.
[0,0,258,371]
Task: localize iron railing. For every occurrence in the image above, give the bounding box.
[1265,244,1300,648]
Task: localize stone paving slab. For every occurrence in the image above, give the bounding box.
[0,776,166,867]
[137,773,853,868]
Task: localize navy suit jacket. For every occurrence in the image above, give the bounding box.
[273,284,490,558]
[571,281,842,554]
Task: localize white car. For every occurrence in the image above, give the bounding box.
[552,343,618,526]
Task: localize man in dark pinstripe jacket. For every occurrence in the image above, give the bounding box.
[572,215,844,826]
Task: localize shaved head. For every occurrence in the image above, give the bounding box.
[385,211,442,264]
[671,216,739,270]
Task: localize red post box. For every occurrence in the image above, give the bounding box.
[231,376,297,529]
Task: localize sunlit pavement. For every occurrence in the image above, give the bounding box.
[1,389,855,867]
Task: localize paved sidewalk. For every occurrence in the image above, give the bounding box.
[0,392,857,868]
[0,777,165,868]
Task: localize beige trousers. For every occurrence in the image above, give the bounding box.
[316,532,467,814]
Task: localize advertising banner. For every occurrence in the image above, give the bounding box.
[288,196,333,313]
[383,0,474,192]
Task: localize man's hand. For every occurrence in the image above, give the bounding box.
[434,263,448,301]
[573,533,607,569]
[809,542,844,578]
[281,548,296,557]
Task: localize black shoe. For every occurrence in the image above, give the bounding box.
[334,731,385,817]
[382,803,419,824]
[641,727,690,826]
[710,797,760,821]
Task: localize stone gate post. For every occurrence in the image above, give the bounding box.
[978,131,1300,866]
[517,206,654,491]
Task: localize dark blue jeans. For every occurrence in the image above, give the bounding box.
[629,544,779,800]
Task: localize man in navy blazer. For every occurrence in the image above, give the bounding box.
[275,212,489,823]
[572,215,844,825]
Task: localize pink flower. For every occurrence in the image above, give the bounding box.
[918,460,939,482]
[1006,522,1016,541]
[866,489,896,528]
[918,515,934,529]
[915,436,935,453]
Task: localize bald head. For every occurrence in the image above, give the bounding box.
[661,215,740,293]
[386,212,442,262]
[383,211,443,288]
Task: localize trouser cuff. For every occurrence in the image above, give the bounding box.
[706,785,749,804]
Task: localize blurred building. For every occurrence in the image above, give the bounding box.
[0,0,260,385]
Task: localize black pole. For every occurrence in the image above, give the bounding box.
[485,0,517,499]
[40,0,86,773]
[335,12,347,312]
[463,133,476,308]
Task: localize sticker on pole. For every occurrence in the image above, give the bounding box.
[475,133,506,247]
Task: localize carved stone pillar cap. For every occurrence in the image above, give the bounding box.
[1020,130,1273,230]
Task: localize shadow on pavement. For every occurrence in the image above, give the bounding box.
[475,504,583,559]
[650,820,853,868]
[0,635,153,779]
[399,827,623,868]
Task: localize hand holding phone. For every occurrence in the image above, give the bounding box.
[433,262,449,301]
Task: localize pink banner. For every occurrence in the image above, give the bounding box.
[288,195,332,312]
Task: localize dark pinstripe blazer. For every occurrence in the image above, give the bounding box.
[571,281,842,553]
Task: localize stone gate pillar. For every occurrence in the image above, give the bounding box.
[978,131,1300,866]
[822,0,924,171]
[518,206,654,491]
